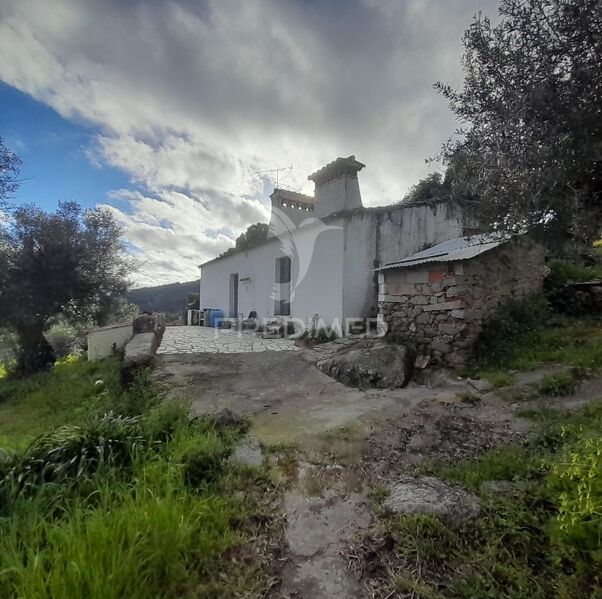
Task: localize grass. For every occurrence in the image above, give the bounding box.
[472,316,602,377]
[539,371,578,396]
[0,356,122,450]
[0,357,278,599]
[483,371,514,388]
[377,402,602,598]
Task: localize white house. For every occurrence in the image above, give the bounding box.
[199,156,465,333]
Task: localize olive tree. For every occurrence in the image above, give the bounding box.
[437,0,602,246]
[0,202,131,375]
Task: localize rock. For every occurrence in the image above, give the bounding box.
[133,313,166,334]
[123,332,156,366]
[231,437,263,467]
[383,475,480,523]
[317,339,414,389]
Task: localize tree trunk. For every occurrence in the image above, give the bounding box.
[14,322,55,376]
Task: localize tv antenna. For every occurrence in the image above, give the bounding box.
[256,164,293,188]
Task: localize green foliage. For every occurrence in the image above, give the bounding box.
[551,433,602,554]
[382,402,602,597]
[539,372,578,397]
[1,414,147,498]
[473,309,602,374]
[548,259,602,284]
[471,295,552,369]
[44,322,79,359]
[181,433,230,487]
[0,359,275,599]
[0,201,131,375]
[401,172,449,204]
[126,279,200,315]
[0,356,123,450]
[220,222,268,257]
[545,258,602,316]
[484,371,514,388]
[437,0,602,244]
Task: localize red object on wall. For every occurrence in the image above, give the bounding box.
[428,270,446,282]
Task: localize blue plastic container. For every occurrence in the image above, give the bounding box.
[209,308,224,328]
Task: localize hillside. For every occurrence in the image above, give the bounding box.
[126,280,199,314]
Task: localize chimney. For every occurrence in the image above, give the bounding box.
[267,188,315,238]
[308,155,365,219]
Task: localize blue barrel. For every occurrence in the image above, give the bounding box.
[209,308,224,328]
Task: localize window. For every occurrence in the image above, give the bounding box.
[275,256,291,316]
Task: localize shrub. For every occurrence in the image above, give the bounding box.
[551,434,602,553]
[547,259,602,284]
[44,323,79,359]
[1,413,148,497]
[471,295,552,369]
[545,258,602,315]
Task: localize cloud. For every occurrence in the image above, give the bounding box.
[0,0,497,286]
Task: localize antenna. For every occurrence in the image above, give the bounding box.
[256,164,293,188]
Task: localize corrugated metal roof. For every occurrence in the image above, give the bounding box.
[376,233,508,271]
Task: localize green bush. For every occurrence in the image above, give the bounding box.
[44,323,79,359]
[471,295,552,369]
[547,259,602,284]
[545,258,602,315]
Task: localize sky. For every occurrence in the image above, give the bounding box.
[0,0,498,288]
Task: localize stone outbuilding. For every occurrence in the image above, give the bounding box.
[377,234,545,368]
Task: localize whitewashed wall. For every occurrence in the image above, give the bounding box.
[341,201,465,321]
[199,200,464,331]
[199,219,345,326]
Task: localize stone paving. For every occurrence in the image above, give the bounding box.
[157,325,300,354]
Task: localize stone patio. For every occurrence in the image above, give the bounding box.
[157,325,300,354]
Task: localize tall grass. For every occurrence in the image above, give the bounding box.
[0,358,274,599]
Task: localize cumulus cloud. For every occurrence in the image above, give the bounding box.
[0,0,497,286]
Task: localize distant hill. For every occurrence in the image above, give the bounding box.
[127,280,199,314]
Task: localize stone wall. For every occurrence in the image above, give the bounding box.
[378,240,545,368]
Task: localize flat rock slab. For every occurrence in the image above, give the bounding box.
[282,488,372,598]
[384,475,480,523]
[123,332,156,366]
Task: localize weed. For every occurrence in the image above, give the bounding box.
[378,401,602,597]
[470,294,551,370]
[473,317,602,373]
[0,358,277,599]
[456,391,481,405]
[484,371,515,387]
[539,372,578,396]
[367,485,390,504]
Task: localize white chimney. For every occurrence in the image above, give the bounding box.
[308,155,365,219]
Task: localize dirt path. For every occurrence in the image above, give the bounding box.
[153,351,601,598]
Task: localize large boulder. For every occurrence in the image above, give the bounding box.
[317,339,413,389]
[384,475,480,524]
[133,313,166,335]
